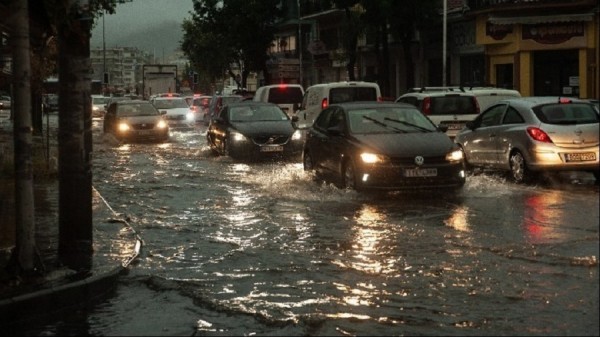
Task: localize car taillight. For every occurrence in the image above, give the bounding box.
[422,97,431,115]
[527,127,553,143]
[321,98,328,110]
[279,84,287,90]
[377,96,383,102]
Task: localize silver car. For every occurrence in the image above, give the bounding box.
[454,97,599,183]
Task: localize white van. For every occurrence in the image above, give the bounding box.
[465,87,521,110]
[253,84,304,117]
[298,81,381,127]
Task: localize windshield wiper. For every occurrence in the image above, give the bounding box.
[384,117,434,132]
[362,116,405,133]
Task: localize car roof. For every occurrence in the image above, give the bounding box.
[113,99,150,105]
[331,101,418,110]
[306,81,380,89]
[226,101,279,108]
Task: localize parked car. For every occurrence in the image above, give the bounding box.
[302,102,466,191]
[204,94,243,126]
[151,96,195,128]
[454,97,600,183]
[253,84,304,117]
[190,95,212,123]
[396,87,479,139]
[206,101,303,161]
[0,95,10,110]
[298,81,381,128]
[91,95,109,118]
[103,99,169,143]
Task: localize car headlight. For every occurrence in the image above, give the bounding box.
[360,152,388,164]
[186,112,195,121]
[156,120,168,129]
[231,131,246,142]
[92,106,99,111]
[291,130,302,141]
[446,149,463,162]
[118,122,130,132]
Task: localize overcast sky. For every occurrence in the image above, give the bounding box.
[90,0,194,56]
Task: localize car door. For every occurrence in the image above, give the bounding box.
[463,104,507,165]
[321,107,348,174]
[493,105,526,166]
[307,107,334,171]
[207,106,227,149]
[103,103,116,132]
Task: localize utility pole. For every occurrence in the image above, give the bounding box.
[442,0,447,87]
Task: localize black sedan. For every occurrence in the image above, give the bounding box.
[103,100,169,143]
[302,102,466,191]
[206,102,304,160]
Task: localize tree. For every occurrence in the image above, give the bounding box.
[182,0,282,90]
[331,0,363,81]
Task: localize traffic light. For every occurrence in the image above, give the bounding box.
[193,73,199,84]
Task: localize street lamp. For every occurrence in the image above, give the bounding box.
[442,0,447,87]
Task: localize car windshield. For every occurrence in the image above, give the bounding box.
[153,99,189,109]
[229,105,288,122]
[267,87,303,104]
[92,97,108,105]
[534,103,600,125]
[117,103,160,117]
[330,87,377,104]
[193,98,211,107]
[430,96,476,115]
[348,107,437,134]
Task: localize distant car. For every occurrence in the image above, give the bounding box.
[302,102,466,191]
[205,94,243,126]
[0,95,10,110]
[191,95,212,123]
[206,101,303,160]
[454,97,600,183]
[103,100,169,143]
[91,95,109,118]
[253,84,304,117]
[151,96,195,128]
[396,87,480,139]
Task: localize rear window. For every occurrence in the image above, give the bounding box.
[430,96,477,115]
[193,98,211,107]
[535,103,599,125]
[267,87,303,104]
[330,87,377,104]
[221,96,243,105]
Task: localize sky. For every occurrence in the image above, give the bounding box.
[90,0,195,57]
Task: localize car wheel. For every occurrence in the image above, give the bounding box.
[342,159,359,190]
[222,138,230,157]
[509,150,536,183]
[459,145,473,173]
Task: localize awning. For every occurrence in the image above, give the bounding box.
[488,13,594,25]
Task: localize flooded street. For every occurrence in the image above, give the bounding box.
[19,119,600,335]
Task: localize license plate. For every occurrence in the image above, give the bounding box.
[404,168,438,177]
[443,123,464,130]
[137,130,152,135]
[260,145,283,152]
[565,152,596,162]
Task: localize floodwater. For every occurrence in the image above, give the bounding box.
[12,122,600,336]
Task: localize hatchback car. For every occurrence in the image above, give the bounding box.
[302,102,466,191]
[103,100,169,142]
[91,94,109,118]
[454,97,600,183]
[190,95,212,123]
[204,94,243,125]
[206,102,303,160]
[151,96,195,128]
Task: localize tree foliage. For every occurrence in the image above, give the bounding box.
[181,0,283,89]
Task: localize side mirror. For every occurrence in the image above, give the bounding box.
[437,124,449,133]
[465,121,475,130]
[327,125,344,136]
[291,115,299,123]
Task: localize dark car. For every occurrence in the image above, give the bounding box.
[204,94,243,125]
[103,100,169,143]
[206,101,303,160]
[302,102,466,191]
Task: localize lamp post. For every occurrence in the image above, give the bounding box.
[103,10,107,93]
[442,0,447,87]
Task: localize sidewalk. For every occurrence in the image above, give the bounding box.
[0,115,142,327]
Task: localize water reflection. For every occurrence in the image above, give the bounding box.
[522,190,564,243]
[444,205,470,232]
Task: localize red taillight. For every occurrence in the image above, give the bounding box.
[527,127,553,143]
[559,97,572,104]
[422,97,431,115]
[278,84,287,90]
[321,98,328,110]
[377,96,382,102]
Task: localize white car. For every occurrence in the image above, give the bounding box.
[151,96,195,128]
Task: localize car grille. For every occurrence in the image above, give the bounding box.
[251,135,289,145]
[131,123,156,130]
[390,155,447,165]
[167,115,186,120]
